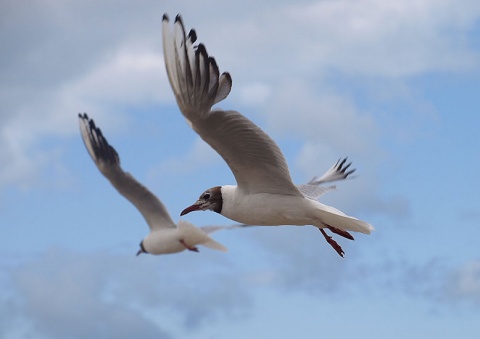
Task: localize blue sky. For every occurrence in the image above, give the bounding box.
[1,0,480,338]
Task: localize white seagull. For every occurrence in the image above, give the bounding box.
[78,113,228,255]
[162,14,374,257]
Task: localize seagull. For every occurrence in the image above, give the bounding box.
[78,113,228,255]
[162,14,374,257]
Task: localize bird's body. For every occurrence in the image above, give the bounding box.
[191,185,372,234]
[220,185,306,226]
[141,220,225,254]
[162,14,374,256]
[78,113,228,255]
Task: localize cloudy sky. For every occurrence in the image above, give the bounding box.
[1,0,480,338]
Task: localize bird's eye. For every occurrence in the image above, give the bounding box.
[203,193,211,200]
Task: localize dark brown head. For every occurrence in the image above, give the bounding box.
[181,186,223,216]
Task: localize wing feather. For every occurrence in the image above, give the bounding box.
[308,158,356,185]
[78,113,176,230]
[162,14,301,196]
[297,157,357,200]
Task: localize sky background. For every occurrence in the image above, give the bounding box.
[1,0,480,338]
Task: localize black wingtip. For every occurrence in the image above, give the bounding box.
[196,43,208,54]
[174,14,183,24]
[188,29,197,43]
[162,13,169,22]
[88,116,97,131]
[223,72,232,85]
[208,56,219,74]
[340,162,351,174]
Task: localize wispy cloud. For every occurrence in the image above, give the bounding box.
[447,260,480,304]
[0,247,251,338]
[1,239,478,338]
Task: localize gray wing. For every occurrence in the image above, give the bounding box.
[200,223,253,234]
[162,14,301,196]
[296,158,356,200]
[78,113,176,230]
[296,184,336,201]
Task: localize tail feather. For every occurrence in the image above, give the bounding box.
[314,202,374,234]
[202,239,228,252]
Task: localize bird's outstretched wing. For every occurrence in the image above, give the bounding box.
[78,113,176,230]
[162,14,302,196]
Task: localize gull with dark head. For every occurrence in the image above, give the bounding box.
[78,113,228,255]
[162,14,374,257]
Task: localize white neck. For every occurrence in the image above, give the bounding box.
[219,185,240,218]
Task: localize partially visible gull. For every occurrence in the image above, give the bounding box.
[78,113,228,255]
[162,14,374,257]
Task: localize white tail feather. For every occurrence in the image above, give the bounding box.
[202,240,228,252]
[314,201,374,234]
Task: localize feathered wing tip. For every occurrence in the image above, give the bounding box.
[162,14,232,116]
[298,157,354,200]
[308,157,356,185]
[78,113,120,167]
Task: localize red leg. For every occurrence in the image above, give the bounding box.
[180,239,199,252]
[327,226,354,240]
[319,229,345,257]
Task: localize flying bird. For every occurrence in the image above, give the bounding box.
[78,113,228,255]
[162,14,374,257]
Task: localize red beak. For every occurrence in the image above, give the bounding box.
[180,204,200,216]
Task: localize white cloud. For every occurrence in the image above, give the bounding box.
[0,0,176,192]
[236,83,272,107]
[196,0,480,81]
[284,0,480,77]
[71,48,170,106]
[0,5,170,192]
[264,79,379,152]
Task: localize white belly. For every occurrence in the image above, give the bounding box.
[220,186,313,226]
[144,229,185,254]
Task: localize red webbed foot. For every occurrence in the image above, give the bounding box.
[180,240,199,252]
[319,229,345,257]
[327,226,354,240]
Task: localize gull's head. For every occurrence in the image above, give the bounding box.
[181,186,222,216]
[136,240,148,256]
